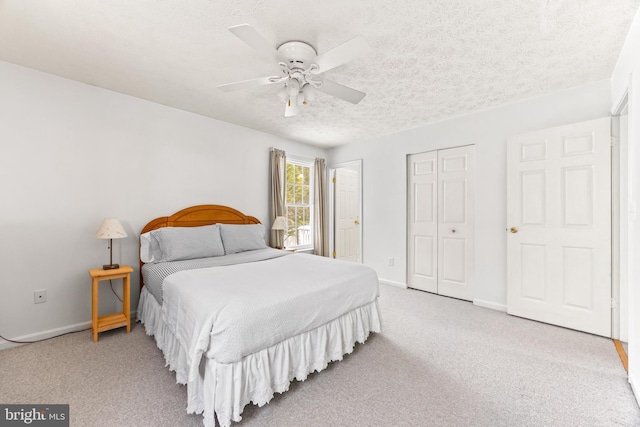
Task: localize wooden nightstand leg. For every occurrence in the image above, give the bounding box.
[123,273,131,333]
[92,278,98,342]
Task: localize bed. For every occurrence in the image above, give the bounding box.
[136,205,381,427]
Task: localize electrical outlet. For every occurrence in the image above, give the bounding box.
[388,257,394,267]
[34,289,47,304]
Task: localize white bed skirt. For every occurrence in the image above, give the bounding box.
[138,287,382,427]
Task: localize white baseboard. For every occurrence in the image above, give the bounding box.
[378,282,506,312]
[473,299,507,312]
[0,310,138,351]
[379,279,408,289]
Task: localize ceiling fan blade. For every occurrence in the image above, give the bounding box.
[217,76,282,92]
[315,78,366,104]
[313,35,371,73]
[285,94,300,117]
[228,24,283,62]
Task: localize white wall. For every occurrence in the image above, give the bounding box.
[327,80,612,309]
[0,60,325,347]
[611,7,640,406]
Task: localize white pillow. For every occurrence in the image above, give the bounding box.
[219,224,267,254]
[140,231,167,263]
[147,225,225,262]
[139,231,155,263]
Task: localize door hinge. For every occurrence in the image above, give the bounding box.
[332,251,336,258]
[332,177,336,183]
[611,298,617,308]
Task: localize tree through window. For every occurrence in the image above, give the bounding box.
[285,159,313,249]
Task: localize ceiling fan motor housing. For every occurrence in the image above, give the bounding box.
[277,41,317,70]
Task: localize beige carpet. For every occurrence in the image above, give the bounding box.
[1,284,638,427]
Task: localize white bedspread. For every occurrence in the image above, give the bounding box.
[161,253,380,385]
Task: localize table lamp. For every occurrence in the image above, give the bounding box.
[96,218,127,270]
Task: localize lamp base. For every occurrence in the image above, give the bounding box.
[103,264,120,270]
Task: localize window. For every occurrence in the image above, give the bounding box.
[285,158,314,249]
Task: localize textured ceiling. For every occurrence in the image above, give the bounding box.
[0,1,638,147]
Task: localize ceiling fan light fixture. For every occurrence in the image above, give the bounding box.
[288,79,300,96]
[302,83,316,103]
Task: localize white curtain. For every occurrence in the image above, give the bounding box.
[270,149,286,248]
[314,158,329,256]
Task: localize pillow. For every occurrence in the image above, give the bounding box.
[139,231,157,263]
[219,224,267,254]
[150,224,225,262]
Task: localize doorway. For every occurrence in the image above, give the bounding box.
[613,80,640,406]
[613,105,629,342]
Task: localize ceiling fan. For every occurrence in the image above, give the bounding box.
[217,24,371,117]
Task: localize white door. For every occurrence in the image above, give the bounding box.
[506,117,611,337]
[407,151,438,293]
[408,146,475,301]
[437,146,475,301]
[335,168,360,262]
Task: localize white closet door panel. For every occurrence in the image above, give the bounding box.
[437,145,475,301]
[407,151,438,292]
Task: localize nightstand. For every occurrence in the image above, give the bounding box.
[88,265,133,342]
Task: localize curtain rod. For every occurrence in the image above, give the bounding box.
[270,147,319,162]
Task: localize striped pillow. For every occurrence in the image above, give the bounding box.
[150,225,225,262]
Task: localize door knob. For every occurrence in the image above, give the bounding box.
[354,219,360,225]
[510,227,518,234]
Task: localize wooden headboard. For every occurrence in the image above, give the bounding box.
[139,204,260,289]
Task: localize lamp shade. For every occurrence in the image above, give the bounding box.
[272,216,287,231]
[96,218,127,239]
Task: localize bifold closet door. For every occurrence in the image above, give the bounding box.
[407,146,475,301]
